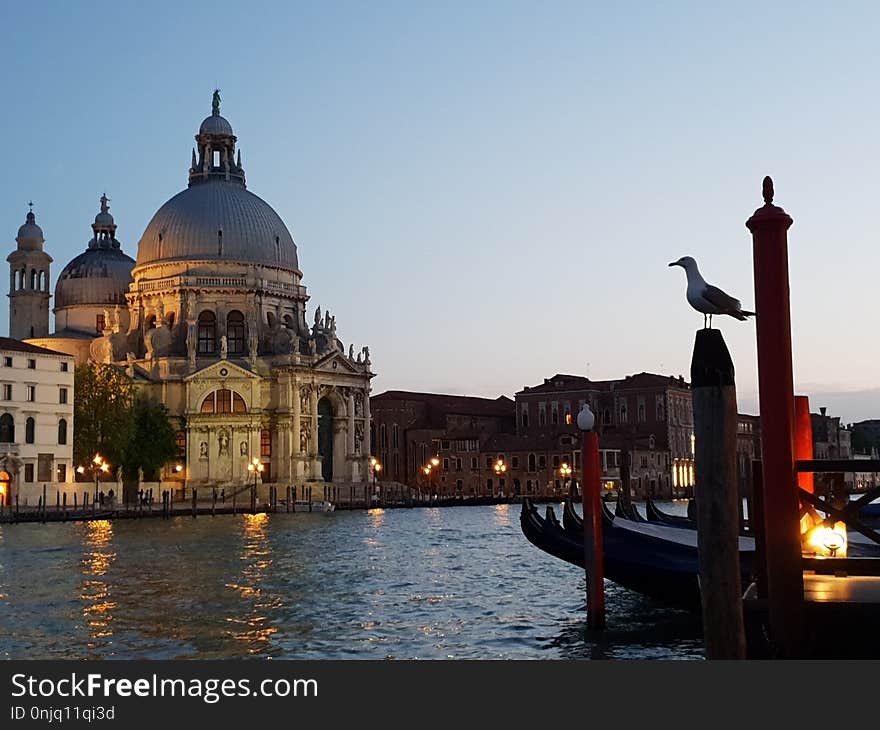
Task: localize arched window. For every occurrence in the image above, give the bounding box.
[200,389,247,414]
[19,268,25,290]
[58,418,67,445]
[528,453,536,472]
[226,311,245,354]
[197,311,216,354]
[283,314,294,329]
[0,414,14,443]
[25,417,35,444]
[30,269,37,290]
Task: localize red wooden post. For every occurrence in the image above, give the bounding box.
[794,395,813,493]
[746,176,804,656]
[578,405,605,630]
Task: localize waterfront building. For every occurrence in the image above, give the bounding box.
[369,390,515,492]
[812,406,854,491]
[0,338,74,505]
[9,94,375,492]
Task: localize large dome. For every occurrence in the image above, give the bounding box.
[135,98,299,272]
[135,181,299,270]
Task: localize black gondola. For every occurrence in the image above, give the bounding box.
[521,498,739,609]
[645,496,694,528]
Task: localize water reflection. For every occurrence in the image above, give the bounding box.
[225,513,280,654]
[492,503,510,527]
[79,520,116,646]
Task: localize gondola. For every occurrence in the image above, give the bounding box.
[521,498,747,609]
[645,496,695,528]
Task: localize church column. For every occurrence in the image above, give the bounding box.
[364,388,372,457]
[348,390,356,480]
[310,384,319,477]
[292,378,301,480]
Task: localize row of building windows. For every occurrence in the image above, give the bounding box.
[0,414,68,445]
[521,397,671,428]
[0,384,67,403]
[1,356,68,372]
[22,462,67,483]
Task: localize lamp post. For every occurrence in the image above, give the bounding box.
[77,453,110,507]
[493,458,506,498]
[422,456,440,501]
[246,456,264,511]
[559,461,572,496]
[369,457,382,503]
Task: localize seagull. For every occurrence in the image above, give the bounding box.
[668,256,754,328]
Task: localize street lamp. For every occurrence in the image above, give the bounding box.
[369,457,382,502]
[246,457,264,487]
[77,453,110,506]
[493,458,506,498]
[559,461,572,496]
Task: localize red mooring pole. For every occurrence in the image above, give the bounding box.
[746,176,804,656]
[580,406,605,630]
[794,395,814,494]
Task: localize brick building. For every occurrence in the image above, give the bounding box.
[370,371,696,499]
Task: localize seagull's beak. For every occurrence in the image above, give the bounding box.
[668,261,679,267]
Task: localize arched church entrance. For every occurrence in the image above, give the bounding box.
[318,398,334,481]
[0,470,10,507]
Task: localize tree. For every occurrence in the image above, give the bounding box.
[73,363,135,469]
[124,396,179,481]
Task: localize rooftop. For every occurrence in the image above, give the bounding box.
[0,337,73,358]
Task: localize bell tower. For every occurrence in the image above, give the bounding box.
[7,203,52,340]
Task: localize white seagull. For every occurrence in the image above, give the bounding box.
[668,256,754,328]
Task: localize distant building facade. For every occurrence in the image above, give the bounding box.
[0,338,74,506]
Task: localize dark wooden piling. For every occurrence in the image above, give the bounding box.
[691,328,746,659]
[308,486,313,512]
[746,176,804,656]
[56,491,60,513]
[350,484,354,509]
[192,488,197,518]
[62,492,67,519]
[232,486,237,515]
[250,483,256,514]
[212,488,216,517]
[286,485,291,513]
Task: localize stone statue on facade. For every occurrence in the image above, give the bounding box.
[125,352,136,377]
[218,431,229,456]
[240,441,248,456]
[356,349,362,364]
[349,344,355,360]
[103,308,112,333]
[300,424,309,453]
[248,328,259,366]
[308,338,317,356]
[355,390,364,417]
[187,322,197,367]
[362,346,371,366]
[220,335,228,360]
[330,316,336,335]
[200,442,208,459]
[355,423,364,455]
[212,88,221,115]
[300,385,310,412]
[313,307,322,333]
[324,310,331,331]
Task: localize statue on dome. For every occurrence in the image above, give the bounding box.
[313,307,322,330]
[220,335,228,360]
[212,89,221,115]
[349,344,355,360]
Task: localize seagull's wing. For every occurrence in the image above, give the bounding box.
[702,284,742,313]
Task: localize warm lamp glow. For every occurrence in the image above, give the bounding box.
[175,464,183,473]
[805,523,848,558]
[76,466,85,474]
[431,457,440,467]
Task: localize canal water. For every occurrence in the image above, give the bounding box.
[0,503,704,660]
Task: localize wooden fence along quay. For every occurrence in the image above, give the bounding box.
[0,482,535,524]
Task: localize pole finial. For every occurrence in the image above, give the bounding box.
[762,176,774,205]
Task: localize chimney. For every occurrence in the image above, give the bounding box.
[820,407,827,416]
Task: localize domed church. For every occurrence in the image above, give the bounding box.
[13,92,375,488]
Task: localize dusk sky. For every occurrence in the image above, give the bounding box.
[2,2,878,421]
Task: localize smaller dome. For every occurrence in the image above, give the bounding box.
[55,247,135,309]
[199,113,234,136]
[94,211,114,228]
[16,211,44,246]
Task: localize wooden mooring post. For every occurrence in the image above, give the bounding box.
[191,488,197,518]
[577,404,605,630]
[691,328,746,659]
[308,486,313,512]
[62,492,67,519]
[746,176,804,656]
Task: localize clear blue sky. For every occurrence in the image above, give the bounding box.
[2,2,878,421]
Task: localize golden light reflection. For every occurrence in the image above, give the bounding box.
[493,503,510,528]
[225,512,279,654]
[368,507,386,529]
[79,520,117,644]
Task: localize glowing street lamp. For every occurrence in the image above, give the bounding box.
[559,461,572,495]
[78,454,109,506]
[493,459,506,497]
